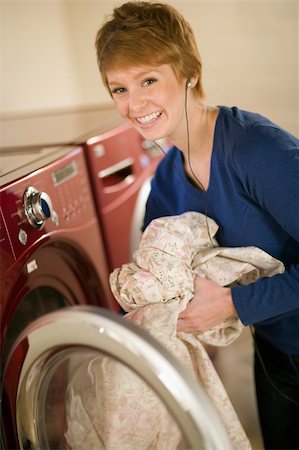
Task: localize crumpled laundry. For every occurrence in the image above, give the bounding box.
[65,212,284,450]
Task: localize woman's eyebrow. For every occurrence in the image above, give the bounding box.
[108,68,162,86]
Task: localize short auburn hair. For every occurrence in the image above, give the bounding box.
[95,1,205,98]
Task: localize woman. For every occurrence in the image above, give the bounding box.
[95,2,299,449]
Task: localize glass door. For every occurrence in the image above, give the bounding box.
[2,306,232,450]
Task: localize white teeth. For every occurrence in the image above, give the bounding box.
[137,111,161,124]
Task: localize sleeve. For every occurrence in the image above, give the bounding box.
[231,125,299,324]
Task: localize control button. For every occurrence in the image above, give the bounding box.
[62,207,69,220]
[23,186,54,229]
[27,259,38,274]
[52,210,59,226]
[19,229,28,245]
[140,154,150,168]
[93,144,105,158]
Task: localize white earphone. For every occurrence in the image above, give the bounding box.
[187,80,192,88]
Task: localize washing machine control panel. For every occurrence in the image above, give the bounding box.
[0,146,97,275]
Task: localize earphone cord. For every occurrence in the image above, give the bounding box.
[184,82,215,247]
[153,82,214,246]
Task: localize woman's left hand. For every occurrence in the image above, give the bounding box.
[177,275,238,333]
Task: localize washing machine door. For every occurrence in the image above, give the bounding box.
[3,306,232,450]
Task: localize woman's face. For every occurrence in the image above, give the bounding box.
[106,64,187,141]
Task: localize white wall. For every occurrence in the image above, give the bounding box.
[1,0,298,134]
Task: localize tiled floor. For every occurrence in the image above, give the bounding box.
[211,327,264,450]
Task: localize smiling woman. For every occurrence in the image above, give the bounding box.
[94,2,299,450]
[95,2,205,144]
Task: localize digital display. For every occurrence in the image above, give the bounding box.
[52,161,78,186]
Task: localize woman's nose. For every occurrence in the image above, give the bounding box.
[129,89,147,112]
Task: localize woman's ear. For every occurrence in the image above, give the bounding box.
[186,76,198,89]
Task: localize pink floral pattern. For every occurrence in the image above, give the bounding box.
[65,212,284,450]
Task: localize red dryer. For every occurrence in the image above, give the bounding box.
[1,109,168,273]
[84,122,167,271]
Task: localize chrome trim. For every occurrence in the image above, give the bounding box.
[9,306,231,449]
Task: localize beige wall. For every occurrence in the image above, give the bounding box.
[1,0,298,134]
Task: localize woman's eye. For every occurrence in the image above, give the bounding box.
[111,87,126,95]
[142,78,157,87]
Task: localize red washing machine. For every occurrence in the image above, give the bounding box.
[2,306,231,450]
[84,122,167,271]
[0,146,117,448]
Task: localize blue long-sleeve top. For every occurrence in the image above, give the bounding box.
[143,106,299,354]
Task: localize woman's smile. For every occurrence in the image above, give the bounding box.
[136,110,162,126]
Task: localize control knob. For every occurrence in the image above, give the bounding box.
[23,186,53,229]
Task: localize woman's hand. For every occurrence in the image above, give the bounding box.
[177,275,238,333]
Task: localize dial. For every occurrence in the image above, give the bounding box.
[23,186,53,229]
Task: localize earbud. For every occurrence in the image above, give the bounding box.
[187,80,192,88]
